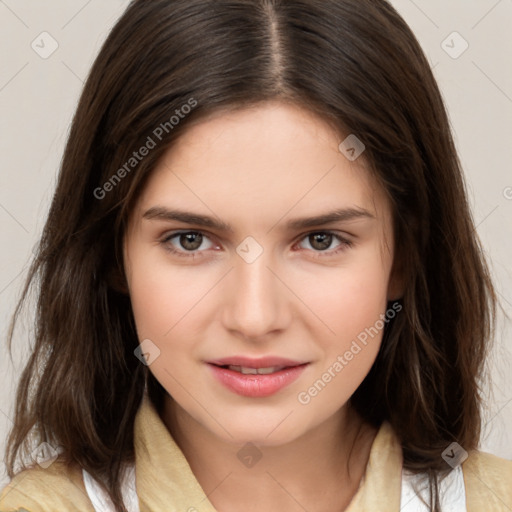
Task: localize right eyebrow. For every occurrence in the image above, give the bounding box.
[143,206,235,233]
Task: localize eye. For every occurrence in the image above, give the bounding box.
[160,230,353,259]
[161,231,216,257]
[296,231,353,256]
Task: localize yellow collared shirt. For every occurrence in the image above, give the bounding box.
[1,395,511,511]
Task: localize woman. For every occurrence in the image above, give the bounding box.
[1,1,511,511]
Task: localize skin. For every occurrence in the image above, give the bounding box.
[124,101,402,512]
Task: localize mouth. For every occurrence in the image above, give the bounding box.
[206,357,310,397]
[214,364,291,375]
[207,355,308,369]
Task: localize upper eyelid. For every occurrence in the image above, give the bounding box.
[161,229,352,248]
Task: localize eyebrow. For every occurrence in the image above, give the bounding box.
[142,206,375,232]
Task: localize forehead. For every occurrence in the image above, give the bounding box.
[135,101,390,226]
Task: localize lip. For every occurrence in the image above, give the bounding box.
[207,356,308,368]
[206,356,310,398]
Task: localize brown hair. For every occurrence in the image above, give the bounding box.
[5,1,497,510]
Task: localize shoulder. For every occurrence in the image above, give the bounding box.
[0,458,94,512]
[463,449,512,511]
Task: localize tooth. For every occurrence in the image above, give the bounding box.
[240,367,258,375]
[256,367,276,375]
[225,365,287,375]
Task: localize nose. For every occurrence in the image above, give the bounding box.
[221,250,291,341]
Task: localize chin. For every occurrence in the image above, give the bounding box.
[206,412,314,448]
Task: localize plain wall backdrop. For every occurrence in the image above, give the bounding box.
[1,0,511,489]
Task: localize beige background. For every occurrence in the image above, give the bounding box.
[1,0,511,489]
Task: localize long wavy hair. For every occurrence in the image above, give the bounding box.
[5,1,497,510]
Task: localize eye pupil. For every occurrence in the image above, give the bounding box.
[181,232,202,250]
[310,233,332,251]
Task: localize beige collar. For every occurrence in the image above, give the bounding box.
[134,395,403,511]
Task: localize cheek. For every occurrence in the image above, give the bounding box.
[299,252,391,341]
[296,262,390,412]
[127,251,214,340]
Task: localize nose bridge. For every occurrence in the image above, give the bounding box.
[222,243,288,338]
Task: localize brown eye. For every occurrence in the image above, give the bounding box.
[161,231,215,257]
[296,231,353,257]
[179,232,203,251]
[308,233,333,251]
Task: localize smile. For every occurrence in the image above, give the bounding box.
[207,362,310,397]
[225,365,286,375]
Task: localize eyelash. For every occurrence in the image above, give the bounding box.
[160,230,353,259]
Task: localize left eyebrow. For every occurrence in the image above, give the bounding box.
[142,206,375,233]
[282,207,375,231]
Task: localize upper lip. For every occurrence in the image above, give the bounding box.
[207,356,308,369]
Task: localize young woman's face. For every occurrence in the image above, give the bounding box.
[124,101,400,446]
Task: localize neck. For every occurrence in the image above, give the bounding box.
[161,397,377,512]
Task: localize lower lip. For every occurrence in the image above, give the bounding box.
[207,363,309,397]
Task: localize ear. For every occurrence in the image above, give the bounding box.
[387,256,405,301]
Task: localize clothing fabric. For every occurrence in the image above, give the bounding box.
[400,466,466,511]
[81,462,468,512]
[82,465,139,512]
[1,394,511,511]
